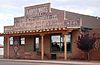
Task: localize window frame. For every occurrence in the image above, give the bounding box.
[66,32,72,52]
[50,33,63,52]
[10,36,25,45]
[34,36,40,52]
[21,37,25,45]
[50,32,72,53]
[9,37,13,45]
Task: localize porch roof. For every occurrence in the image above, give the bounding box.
[0,27,80,36]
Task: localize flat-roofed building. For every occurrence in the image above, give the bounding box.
[0,3,100,61]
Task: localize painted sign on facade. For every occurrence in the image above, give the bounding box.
[4,3,80,33]
[64,19,80,27]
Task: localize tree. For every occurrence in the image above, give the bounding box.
[77,32,96,60]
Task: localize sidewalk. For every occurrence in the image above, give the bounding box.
[0,59,100,65]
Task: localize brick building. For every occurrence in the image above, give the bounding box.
[0,3,100,60]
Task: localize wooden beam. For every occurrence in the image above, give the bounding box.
[63,32,67,60]
[41,34,44,60]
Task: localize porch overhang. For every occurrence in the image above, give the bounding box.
[2,27,80,36]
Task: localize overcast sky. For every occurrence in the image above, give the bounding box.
[0,0,100,45]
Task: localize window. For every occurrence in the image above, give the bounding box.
[10,36,25,45]
[66,33,72,52]
[21,37,25,45]
[50,32,72,52]
[34,37,40,51]
[51,34,63,52]
[61,32,72,52]
[10,37,13,45]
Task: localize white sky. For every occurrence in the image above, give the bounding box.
[0,0,100,45]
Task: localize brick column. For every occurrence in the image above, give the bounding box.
[4,36,10,58]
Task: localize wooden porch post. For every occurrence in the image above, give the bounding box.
[41,34,44,60]
[63,32,67,60]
